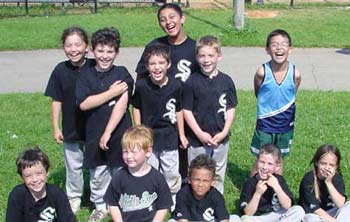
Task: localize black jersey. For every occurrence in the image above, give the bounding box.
[239,174,294,216]
[183,71,238,147]
[132,77,182,151]
[6,183,75,222]
[172,184,229,221]
[299,170,346,213]
[104,167,173,222]
[44,59,95,142]
[135,36,199,82]
[75,65,134,168]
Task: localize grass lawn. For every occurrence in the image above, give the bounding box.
[0,91,349,221]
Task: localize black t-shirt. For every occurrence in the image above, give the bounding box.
[6,183,75,222]
[132,77,182,151]
[183,71,238,147]
[75,65,134,168]
[135,36,199,82]
[299,170,346,213]
[172,184,229,221]
[104,167,173,222]
[239,174,294,216]
[44,59,95,142]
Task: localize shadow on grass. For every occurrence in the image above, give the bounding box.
[335,48,350,55]
[227,162,250,209]
[185,11,230,33]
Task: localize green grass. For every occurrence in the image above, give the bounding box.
[0,4,350,50]
[0,91,349,221]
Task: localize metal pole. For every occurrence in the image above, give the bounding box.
[234,0,244,30]
[25,0,29,15]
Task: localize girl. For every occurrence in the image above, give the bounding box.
[299,144,350,222]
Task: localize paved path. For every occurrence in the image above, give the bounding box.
[0,47,349,93]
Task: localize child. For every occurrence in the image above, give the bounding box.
[6,147,76,222]
[239,144,305,222]
[183,35,238,193]
[250,29,301,167]
[171,154,241,222]
[132,44,187,196]
[299,144,350,222]
[104,125,173,222]
[75,27,133,222]
[44,26,97,214]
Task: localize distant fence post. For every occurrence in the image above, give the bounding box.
[25,0,29,15]
[94,0,97,13]
[234,0,244,30]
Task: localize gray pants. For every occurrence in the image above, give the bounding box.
[63,142,84,200]
[168,214,241,222]
[304,201,350,222]
[90,165,112,209]
[148,149,181,193]
[188,141,229,194]
[241,205,305,222]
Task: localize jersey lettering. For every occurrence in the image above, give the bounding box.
[174,59,192,82]
[119,191,158,212]
[163,98,177,124]
[38,207,56,222]
[203,207,215,221]
[217,93,227,120]
[272,193,281,211]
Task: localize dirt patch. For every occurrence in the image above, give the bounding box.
[245,10,280,18]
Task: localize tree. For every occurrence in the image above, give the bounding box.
[234,0,245,30]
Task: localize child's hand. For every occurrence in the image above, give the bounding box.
[109,80,128,97]
[213,131,227,144]
[53,129,64,144]
[256,180,268,195]
[266,174,280,190]
[179,135,189,149]
[99,132,111,150]
[198,131,217,147]
[324,169,336,184]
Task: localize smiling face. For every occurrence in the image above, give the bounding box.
[63,33,88,67]
[266,34,292,65]
[189,168,215,200]
[93,44,118,72]
[197,45,222,76]
[316,152,338,180]
[21,162,48,197]
[146,54,170,85]
[158,8,185,38]
[256,153,280,180]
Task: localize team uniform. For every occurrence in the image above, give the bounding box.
[44,59,95,201]
[299,171,350,222]
[104,167,173,222]
[251,61,297,157]
[6,183,76,222]
[239,174,305,222]
[132,77,182,193]
[75,65,134,207]
[183,71,238,193]
[135,36,199,82]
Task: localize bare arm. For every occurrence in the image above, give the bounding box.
[325,174,345,208]
[244,180,267,216]
[51,100,63,143]
[267,174,291,209]
[109,205,123,222]
[152,209,168,222]
[294,68,301,91]
[99,91,128,150]
[213,108,235,144]
[176,110,188,149]
[254,66,265,97]
[132,107,141,126]
[313,208,336,222]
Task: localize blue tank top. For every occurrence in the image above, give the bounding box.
[256,62,296,133]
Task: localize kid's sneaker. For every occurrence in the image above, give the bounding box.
[88,208,108,222]
[69,198,81,215]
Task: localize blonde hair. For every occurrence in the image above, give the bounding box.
[121,125,153,152]
[196,35,222,55]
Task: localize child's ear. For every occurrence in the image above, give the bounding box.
[167,62,171,69]
[146,146,153,158]
[180,14,186,25]
[275,161,282,172]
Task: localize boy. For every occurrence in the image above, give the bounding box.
[183,35,238,193]
[75,27,134,222]
[6,147,76,222]
[239,144,305,222]
[171,154,241,222]
[104,125,173,222]
[132,44,187,196]
[250,29,301,164]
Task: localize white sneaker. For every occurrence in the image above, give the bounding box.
[69,198,81,215]
[88,208,108,222]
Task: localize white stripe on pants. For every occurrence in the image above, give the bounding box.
[304,201,350,222]
[241,206,305,222]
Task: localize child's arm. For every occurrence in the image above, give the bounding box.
[176,110,188,149]
[313,208,336,222]
[152,209,169,222]
[132,107,141,126]
[99,91,128,150]
[213,108,235,144]
[79,80,127,111]
[294,68,302,91]
[183,109,216,146]
[51,100,64,143]
[243,180,268,216]
[325,172,346,208]
[254,66,265,97]
[266,174,291,209]
[109,205,123,222]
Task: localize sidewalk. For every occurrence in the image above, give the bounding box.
[0,47,349,93]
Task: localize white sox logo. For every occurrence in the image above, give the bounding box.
[217,93,227,120]
[174,59,192,82]
[38,207,56,222]
[203,207,215,221]
[163,98,177,124]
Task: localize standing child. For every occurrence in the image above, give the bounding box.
[171,154,241,222]
[183,35,238,193]
[44,26,95,214]
[104,125,173,222]
[6,147,76,222]
[239,144,305,222]
[299,144,350,222]
[75,27,133,222]
[250,29,301,174]
[132,44,187,197]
